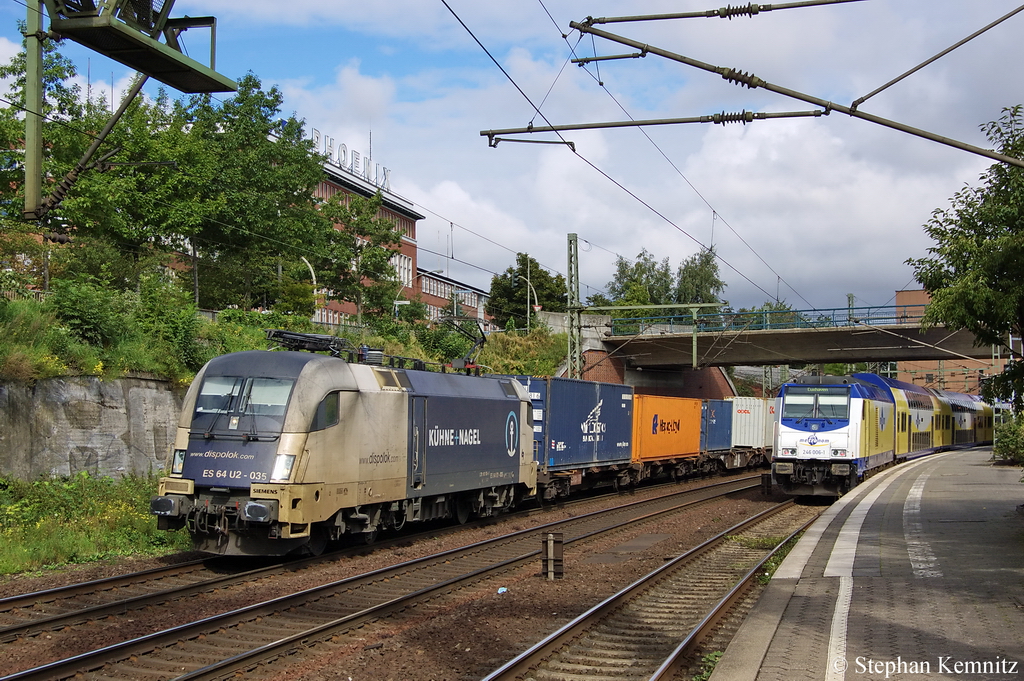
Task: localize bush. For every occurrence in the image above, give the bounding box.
[48,279,129,347]
[478,328,566,376]
[0,298,70,381]
[0,473,191,574]
[216,307,317,333]
[993,418,1024,465]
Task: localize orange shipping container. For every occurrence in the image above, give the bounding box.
[632,395,702,463]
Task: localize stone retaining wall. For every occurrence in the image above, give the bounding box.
[0,376,183,480]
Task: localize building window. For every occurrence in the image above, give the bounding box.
[391,253,412,287]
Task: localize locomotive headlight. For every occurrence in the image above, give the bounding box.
[171,449,187,474]
[271,454,296,482]
[833,449,848,457]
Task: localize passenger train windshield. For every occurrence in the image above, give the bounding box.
[781,386,850,420]
[192,376,295,434]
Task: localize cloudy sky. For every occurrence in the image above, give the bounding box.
[3,0,1022,312]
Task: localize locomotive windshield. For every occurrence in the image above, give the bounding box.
[192,375,295,435]
[781,386,850,420]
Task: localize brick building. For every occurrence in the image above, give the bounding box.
[893,289,1006,393]
[307,142,492,330]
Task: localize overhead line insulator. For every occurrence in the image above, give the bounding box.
[710,110,756,125]
[721,68,764,89]
[717,3,762,19]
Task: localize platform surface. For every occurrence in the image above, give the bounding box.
[710,447,1024,681]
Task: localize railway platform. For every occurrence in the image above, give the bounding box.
[709,447,1024,681]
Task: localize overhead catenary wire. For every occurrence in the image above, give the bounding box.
[441,0,780,306]
[508,1,815,308]
[13,0,783,308]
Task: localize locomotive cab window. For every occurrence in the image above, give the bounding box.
[781,386,850,420]
[781,393,814,419]
[192,376,295,434]
[311,392,340,431]
[195,376,244,413]
[243,379,292,416]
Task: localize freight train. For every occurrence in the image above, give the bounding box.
[771,373,994,496]
[150,331,775,556]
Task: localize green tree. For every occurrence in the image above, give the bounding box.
[0,29,95,286]
[317,191,404,325]
[606,248,674,305]
[162,74,328,306]
[587,247,726,323]
[728,300,797,330]
[674,246,726,310]
[1,38,329,308]
[273,276,316,317]
[907,106,1024,411]
[485,253,567,329]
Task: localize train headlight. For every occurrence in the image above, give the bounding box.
[833,449,848,457]
[271,454,296,482]
[171,449,187,474]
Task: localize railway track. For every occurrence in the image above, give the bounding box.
[2,476,760,681]
[0,474,758,645]
[481,500,815,681]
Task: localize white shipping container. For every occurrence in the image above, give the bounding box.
[726,397,770,448]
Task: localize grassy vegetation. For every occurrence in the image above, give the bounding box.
[757,535,800,585]
[1,284,568,386]
[692,651,724,681]
[0,473,191,575]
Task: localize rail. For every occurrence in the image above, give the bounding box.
[2,477,758,681]
[608,303,928,336]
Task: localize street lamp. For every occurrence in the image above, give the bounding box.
[518,275,538,332]
[393,300,411,319]
[393,269,443,321]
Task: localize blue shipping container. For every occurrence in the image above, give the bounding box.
[702,399,734,452]
[514,376,633,471]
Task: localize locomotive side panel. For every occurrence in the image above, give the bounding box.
[402,371,533,496]
[857,394,895,475]
[301,389,409,511]
[410,394,526,495]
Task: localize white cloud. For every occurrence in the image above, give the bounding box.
[4,0,1021,312]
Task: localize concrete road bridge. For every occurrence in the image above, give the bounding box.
[592,304,1003,369]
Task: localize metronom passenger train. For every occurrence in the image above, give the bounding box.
[771,373,994,496]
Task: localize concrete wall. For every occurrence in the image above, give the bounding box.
[0,376,182,480]
[537,310,737,398]
[628,366,737,399]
